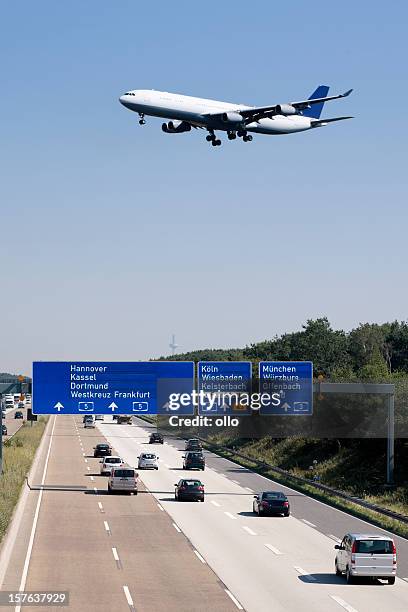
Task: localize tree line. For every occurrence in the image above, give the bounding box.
[161,317,408,381]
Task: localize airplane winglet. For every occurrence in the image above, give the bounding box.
[342,89,353,97]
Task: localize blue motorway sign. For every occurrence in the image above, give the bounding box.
[197,361,252,415]
[259,361,313,415]
[32,362,195,415]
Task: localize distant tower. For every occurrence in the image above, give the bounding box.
[169,334,178,356]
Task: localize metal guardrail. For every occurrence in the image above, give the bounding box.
[199,439,408,525]
[133,415,408,525]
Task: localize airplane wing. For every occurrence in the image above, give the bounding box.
[205,89,353,124]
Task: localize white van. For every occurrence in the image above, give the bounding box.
[108,467,138,495]
[335,533,397,584]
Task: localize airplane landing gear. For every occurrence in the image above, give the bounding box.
[138,113,146,125]
[206,131,221,146]
[243,135,253,142]
[228,132,237,140]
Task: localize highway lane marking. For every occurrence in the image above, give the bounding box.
[330,595,358,612]
[98,502,104,513]
[157,503,164,511]
[211,500,221,507]
[82,452,85,456]
[236,465,408,544]
[172,522,182,533]
[112,547,122,569]
[245,487,253,492]
[164,463,171,468]
[87,466,91,471]
[293,566,317,581]
[123,586,135,611]
[94,487,98,494]
[104,521,111,535]
[16,416,56,612]
[90,476,95,481]
[301,519,316,528]
[84,458,88,463]
[225,589,244,610]
[264,543,283,555]
[403,577,408,582]
[242,526,257,536]
[231,479,240,484]
[224,512,237,520]
[194,550,206,563]
[328,534,341,543]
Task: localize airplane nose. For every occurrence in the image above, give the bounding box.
[119,95,126,105]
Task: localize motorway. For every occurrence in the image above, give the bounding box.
[2,405,26,440]
[0,415,408,611]
[0,415,237,612]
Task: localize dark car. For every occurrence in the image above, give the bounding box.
[2,411,6,419]
[174,479,205,502]
[253,491,290,516]
[185,438,202,451]
[149,432,164,444]
[2,424,7,436]
[183,451,205,471]
[93,443,112,458]
[14,411,24,419]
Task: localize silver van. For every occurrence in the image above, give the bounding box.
[335,533,397,584]
[108,467,138,495]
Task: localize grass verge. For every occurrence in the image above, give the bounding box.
[0,418,48,541]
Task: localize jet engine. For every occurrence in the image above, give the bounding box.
[161,120,192,133]
[221,112,244,124]
[274,104,297,116]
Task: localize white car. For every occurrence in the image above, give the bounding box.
[100,456,124,475]
[137,452,159,470]
[108,467,138,495]
[335,533,397,584]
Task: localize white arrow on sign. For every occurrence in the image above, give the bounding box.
[281,402,291,412]
[54,402,64,412]
[108,402,118,411]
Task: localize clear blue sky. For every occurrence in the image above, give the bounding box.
[1,1,407,375]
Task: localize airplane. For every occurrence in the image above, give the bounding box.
[119,85,353,147]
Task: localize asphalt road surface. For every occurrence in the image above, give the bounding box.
[0,415,237,612]
[94,417,408,612]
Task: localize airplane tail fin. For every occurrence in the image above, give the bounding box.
[301,85,329,119]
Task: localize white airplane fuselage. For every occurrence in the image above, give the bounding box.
[119,90,313,135]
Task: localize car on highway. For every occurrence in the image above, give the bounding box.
[174,479,205,502]
[2,411,6,419]
[93,443,112,458]
[185,438,202,451]
[183,451,205,470]
[18,402,25,409]
[335,533,397,584]
[253,491,290,516]
[137,452,159,470]
[2,424,7,436]
[149,432,164,444]
[95,414,104,421]
[14,411,24,419]
[84,415,95,428]
[100,456,124,475]
[108,467,138,495]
